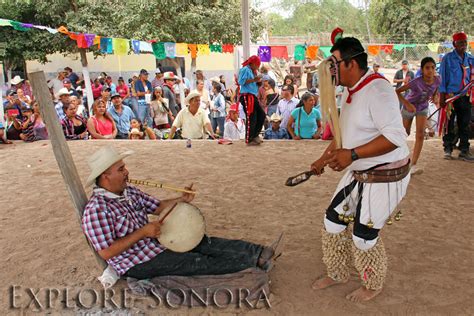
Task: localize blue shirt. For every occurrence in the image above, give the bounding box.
[108,105,135,134]
[264,127,289,140]
[291,107,321,139]
[134,80,152,100]
[238,66,258,96]
[439,50,473,94]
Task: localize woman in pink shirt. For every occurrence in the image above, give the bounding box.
[91,78,103,100]
[87,99,117,139]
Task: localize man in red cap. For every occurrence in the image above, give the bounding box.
[439,31,474,161]
[237,55,266,145]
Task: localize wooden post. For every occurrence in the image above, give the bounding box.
[79,49,94,115]
[0,61,5,132]
[28,70,106,269]
[241,0,251,60]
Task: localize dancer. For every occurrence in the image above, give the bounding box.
[396,57,440,175]
[311,32,410,302]
[237,55,266,145]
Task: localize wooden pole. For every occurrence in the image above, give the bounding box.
[28,70,106,269]
[79,49,94,115]
[241,0,251,60]
[0,61,5,133]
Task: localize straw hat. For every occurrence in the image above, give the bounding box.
[270,113,282,122]
[163,71,177,80]
[10,76,24,85]
[185,91,201,105]
[85,146,134,187]
[58,87,72,97]
[129,128,143,137]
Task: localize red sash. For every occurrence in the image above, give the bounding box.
[346,73,388,104]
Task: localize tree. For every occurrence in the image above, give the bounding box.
[369,0,474,43]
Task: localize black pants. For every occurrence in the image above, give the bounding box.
[115,132,129,139]
[240,94,265,143]
[443,96,472,153]
[124,236,263,280]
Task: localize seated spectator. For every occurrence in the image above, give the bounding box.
[20,102,48,142]
[210,83,226,137]
[264,113,289,140]
[169,92,215,139]
[130,118,156,140]
[104,76,117,94]
[283,74,299,98]
[150,86,172,129]
[101,86,112,109]
[87,99,117,140]
[107,93,135,139]
[373,63,384,77]
[129,128,143,140]
[0,121,12,144]
[19,106,35,141]
[4,89,23,119]
[4,105,23,140]
[55,88,72,120]
[223,103,245,140]
[91,78,103,100]
[16,88,31,105]
[70,95,88,119]
[192,79,211,117]
[276,85,299,130]
[287,92,322,140]
[61,103,88,140]
[64,67,79,88]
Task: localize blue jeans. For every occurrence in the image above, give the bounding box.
[137,100,152,127]
[211,116,226,137]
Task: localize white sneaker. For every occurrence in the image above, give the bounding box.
[410,165,423,175]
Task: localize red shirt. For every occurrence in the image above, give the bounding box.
[116,83,129,99]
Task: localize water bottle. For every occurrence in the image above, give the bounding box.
[186,139,192,148]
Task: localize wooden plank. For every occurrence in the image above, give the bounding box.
[79,49,94,115]
[28,71,106,269]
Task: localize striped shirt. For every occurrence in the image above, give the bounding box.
[276,97,299,129]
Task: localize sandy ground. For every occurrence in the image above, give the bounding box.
[0,138,473,315]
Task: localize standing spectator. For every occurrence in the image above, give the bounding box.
[64,67,79,88]
[304,58,318,90]
[439,32,474,161]
[266,79,280,118]
[151,68,164,88]
[63,78,79,97]
[194,70,213,94]
[393,60,415,89]
[16,88,31,106]
[264,113,289,140]
[261,64,277,83]
[287,92,322,140]
[100,86,112,109]
[193,79,211,117]
[134,69,153,126]
[116,77,130,104]
[289,61,303,87]
[372,63,384,77]
[61,103,88,140]
[223,103,245,140]
[150,86,172,129]
[169,92,214,139]
[87,99,117,140]
[257,75,271,111]
[276,85,299,131]
[210,83,226,137]
[104,76,117,95]
[162,72,179,117]
[48,69,67,101]
[283,75,299,98]
[91,78,103,100]
[55,88,72,120]
[108,93,135,139]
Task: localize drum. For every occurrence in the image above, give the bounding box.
[158,202,206,252]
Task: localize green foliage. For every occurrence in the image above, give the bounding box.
[369,0,474,42]
[0,0,265,67]
[266,0,367,38]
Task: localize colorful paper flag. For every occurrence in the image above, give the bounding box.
[306,45,319,60]
[367,45,380,56]
[131,40,140,54]
[76,34,88,48]
[113,38,129,55]
[164,42,176,58]
[176,43,188,56]
[197,44,210,56]
[258,46,271,62]
[0,19,11,27]
[222,44,234,53]
[84,34,95,48]
[270,46,289,59]
[10,21,30,31]
[380,45,393,54]
[100,37,113,54]
[319,46,332,58]
[210,44,222,53]
[139,41,153,53]
[188,44,198,58]
[152,42,166,59]
[294,45,306,61]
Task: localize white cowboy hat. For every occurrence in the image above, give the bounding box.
[185,92,201,105]
[85,146,134,187]
[270,113,282,122]
[129,128,143,137]
[58,87,72,97]
[209,76,220,83]
[10,76,24,85]
[163,71,177,80]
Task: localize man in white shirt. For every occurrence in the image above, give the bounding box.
[276,85,299,132]
[169,92,215,140]
[223,103,245,140]
[310,36,410,302]
[48,69,67,102]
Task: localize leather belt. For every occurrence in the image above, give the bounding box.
[353,161,410,183]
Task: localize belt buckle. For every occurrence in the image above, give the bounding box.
[362,173,368,181]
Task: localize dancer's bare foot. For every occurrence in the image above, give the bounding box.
[312,276,348,290]
[346,287,381,302]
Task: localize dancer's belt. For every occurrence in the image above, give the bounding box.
[353,158,410,183]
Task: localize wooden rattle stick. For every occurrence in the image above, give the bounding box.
[159,202,179,224]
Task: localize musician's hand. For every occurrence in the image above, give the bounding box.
[141,221,161,238]
[325,149,352,172]
[310,158,326,176]
[181,183,195,203]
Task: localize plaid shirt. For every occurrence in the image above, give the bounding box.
[82,185,165,276]
[61,115,88,140]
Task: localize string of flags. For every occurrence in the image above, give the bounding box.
[1,18,473,62]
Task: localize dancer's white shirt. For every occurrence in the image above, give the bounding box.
[340,70,409,171]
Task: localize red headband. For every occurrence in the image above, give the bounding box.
[242,55,261,68]
[453,32,467,42]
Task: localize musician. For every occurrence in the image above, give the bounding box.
[82,146,277,279]
[310,35,410,302]
[439,32,474,161]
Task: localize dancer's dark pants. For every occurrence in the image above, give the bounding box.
[125,236,263,280]
[443,96,471,153]
[240,94,265,143]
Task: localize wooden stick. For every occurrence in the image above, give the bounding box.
[128,179,196,194]
[159,202,179,224]
[29,71,106,269]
